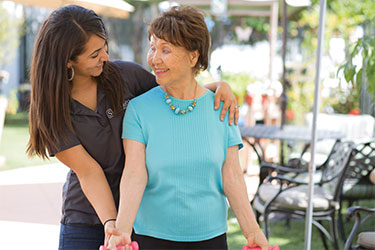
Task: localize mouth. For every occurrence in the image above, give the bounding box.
[154,68,169,75]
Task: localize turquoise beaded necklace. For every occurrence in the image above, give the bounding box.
[163,82,197,115]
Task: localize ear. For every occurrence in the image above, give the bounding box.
[189,50,199,67]
[67,61,72,68]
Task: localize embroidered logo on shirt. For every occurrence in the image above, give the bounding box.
[106,108,114,119]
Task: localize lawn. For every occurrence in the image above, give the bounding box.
[1,112,374,249]
[227,200,375,250]
[0,112,57,170]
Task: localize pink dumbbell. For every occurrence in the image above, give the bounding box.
[99,241,139,250]
[242,245,279,250]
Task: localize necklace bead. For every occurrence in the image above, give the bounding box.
[164,93,197,115]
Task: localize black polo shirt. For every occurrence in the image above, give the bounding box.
[51,61,156,226]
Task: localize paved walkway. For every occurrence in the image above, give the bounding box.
[0,163,69,250]
[0,162,260,250]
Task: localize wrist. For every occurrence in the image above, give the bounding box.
[103,218,116,228]
[244,226,261,239]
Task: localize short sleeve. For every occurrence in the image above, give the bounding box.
[227,125,243,150]
[122,101,146,145]
[49,128,81,157]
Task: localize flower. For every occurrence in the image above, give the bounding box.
[285,109,295,120]
[348,108,360,115]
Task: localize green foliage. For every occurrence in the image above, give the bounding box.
[338,35,375,101]
[221,72,257,105]
[244,17,269,33]
[285,63,316,124]
[325,86,360,114]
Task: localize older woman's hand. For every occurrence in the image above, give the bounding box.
[246,228,270,250]
[213,81,239,126]
[107,232,132,250]
[104,220,122,247]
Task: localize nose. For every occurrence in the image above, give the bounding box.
[101,49,109,62]
[151,50,162,65]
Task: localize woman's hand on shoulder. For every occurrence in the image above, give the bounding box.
[245,227,270,250]
[213,81,239,125]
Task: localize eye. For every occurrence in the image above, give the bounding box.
[162,48,171,53]
[91,53,99,59]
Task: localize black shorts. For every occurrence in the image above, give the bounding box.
[132,231,228,250]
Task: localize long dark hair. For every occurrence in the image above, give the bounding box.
[27,5,124,159]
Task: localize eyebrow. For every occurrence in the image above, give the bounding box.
[89,41,107,56]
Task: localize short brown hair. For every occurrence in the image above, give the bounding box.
[148,6,210,75]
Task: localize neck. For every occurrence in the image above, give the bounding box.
[161,78,199,100]
[71,75,97,96]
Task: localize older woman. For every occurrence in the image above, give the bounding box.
[107,6,269,250]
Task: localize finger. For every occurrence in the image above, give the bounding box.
[104,235,110,247]
[220,102,230,121]
[234,105,239,125]
[214,92,221,110]
[107,242,115,250]
[228,105,235,126]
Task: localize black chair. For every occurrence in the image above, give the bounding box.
[337,141,375,243]
[344,206,375,250]
[253,141,354,250]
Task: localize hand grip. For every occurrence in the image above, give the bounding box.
[99,241,139,250]
[242,245,279,250]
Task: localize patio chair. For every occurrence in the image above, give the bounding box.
[344,206,375,250]
[337,141,375,242]
[253,141,354,250]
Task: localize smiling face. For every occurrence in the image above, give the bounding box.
[147,35,198,87]
[67,34,109,79]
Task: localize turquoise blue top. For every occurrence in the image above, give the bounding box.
[122,86,243,242]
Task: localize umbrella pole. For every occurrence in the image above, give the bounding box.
[304,0,327,250]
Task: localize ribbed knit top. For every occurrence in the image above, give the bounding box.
[122,86,243,241]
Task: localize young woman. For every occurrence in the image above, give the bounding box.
[107,6,270,250]
[26,5,238,250]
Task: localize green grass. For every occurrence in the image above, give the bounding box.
[226,208,327,250]
[227,199,375,250]
[0,112,56,171]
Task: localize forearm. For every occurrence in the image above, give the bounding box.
[223,147,260,239]
[79,167,117,224]
[116,165,148,233]
[224,174,260,238]
[56,146,117,225]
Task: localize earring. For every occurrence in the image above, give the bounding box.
[68,66,75,81]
